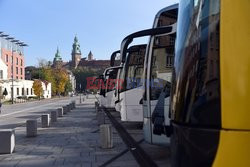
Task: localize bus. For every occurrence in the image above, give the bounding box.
[98,51,120,108]
[170,0,250,166]
[142,4,178,145]
[118,44,146,122]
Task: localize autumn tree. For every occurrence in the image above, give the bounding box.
[72,67,102,92]
[30,59,73,96]
[41,68,57,95]
[54,69,69,96]
[64,79,73,95]
[32,80,43,99]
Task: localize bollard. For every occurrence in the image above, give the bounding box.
[67,105,71,112]
[70,103,73,110]
[100,124,113,149]
[97,110,105,125]
[41,114,50,128]
[95,101,99,113]
[26,120,37,137]
[72,101,76,108]
[51,111,58,122]
[69,103,72,110]
[57,107,63,117]
[0,129,15,154]
[80,95,82,104]
[63,106,68,114]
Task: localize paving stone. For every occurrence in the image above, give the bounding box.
[17,158,55,167]
[53,158,65,166]
[0,160,20,167]
[0,96,166,166]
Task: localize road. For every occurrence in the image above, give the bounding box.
[0,96,80,129]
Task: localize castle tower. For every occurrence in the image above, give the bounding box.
[53,47,63,68]
[88,51,94,61]
[71,35,82,69]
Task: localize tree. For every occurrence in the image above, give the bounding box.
[54,69,68,96]
[32,80,43,99]
[72,67,102,92]
[37,58,50,68]
[64,80,73,95]
[41,68,57,95]
[30,58,75,97]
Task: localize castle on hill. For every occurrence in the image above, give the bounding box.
[52,35,110,71]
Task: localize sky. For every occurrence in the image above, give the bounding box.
[0,0,178,66]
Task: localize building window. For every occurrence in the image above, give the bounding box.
[31,88,33,95]
[21,59,23,66]
[16,67,18,74]
[0,70,3,79]
[11,56,13,63]
[6,55,8,62]
[16,76,18,79]
[170,36,175,46]
[20,68,23,75]
[16,58,18,65]
[22,88,24,95]
[17,88,19,96]
[26,88,29,95]
[166,54,174,67]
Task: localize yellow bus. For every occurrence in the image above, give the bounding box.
[170,0,250,166]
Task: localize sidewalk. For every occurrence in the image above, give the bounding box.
[0,96,138,167]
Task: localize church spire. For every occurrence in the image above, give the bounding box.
[88,51,94,61]
[72,35,81,55]
[71,35,82,69]
[54,47,62,62]
[53,47,63,68]
[74,35,78,43]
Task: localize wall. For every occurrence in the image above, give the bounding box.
[0,58,8,80]
[1,48,25,79]
[0,80,52,101]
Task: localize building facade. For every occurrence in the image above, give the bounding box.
[0,79,51,101]
[53,47,63,69]
[0,31,52,101]
[0,58,8,80]
[0,63,51,101]
[51,35,112,92]
[0,32,26,80]
[71,36,82,69]
[52,35,111,72]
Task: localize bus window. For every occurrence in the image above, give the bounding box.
[150,33,175,100]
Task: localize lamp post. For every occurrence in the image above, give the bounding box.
[9,37,28,104]
[6,37,15,104]
[79,83,82,103]
[1,33,27,104]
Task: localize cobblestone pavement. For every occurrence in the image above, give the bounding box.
[0,96,139,167]
[0,95,170,167]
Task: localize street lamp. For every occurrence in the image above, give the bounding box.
[6,37,15,104]
[79,83,82,103]
[5,36,28,104]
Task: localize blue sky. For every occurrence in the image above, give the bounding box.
[0,0,178,66]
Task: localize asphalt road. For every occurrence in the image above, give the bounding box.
[0,96,80,129]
